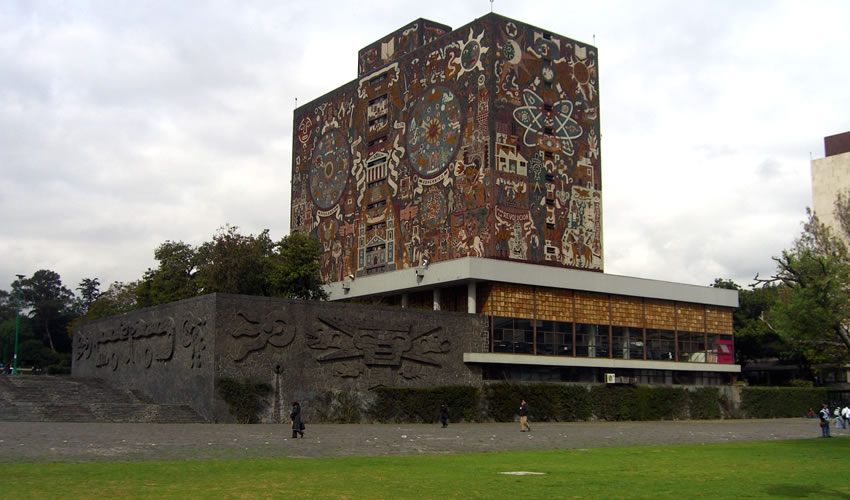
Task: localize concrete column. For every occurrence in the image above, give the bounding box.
[433,288,441,311]
[467,282,476,314]
[401,293,409,308]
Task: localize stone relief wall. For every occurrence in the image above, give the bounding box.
[215,295,488,424]
[72,295,216,419]
[73,294,489,423]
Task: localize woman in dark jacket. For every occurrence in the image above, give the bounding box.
[290,400,304,438]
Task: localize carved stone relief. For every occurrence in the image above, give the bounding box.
[228,310,296,362]
[306,315,451,378]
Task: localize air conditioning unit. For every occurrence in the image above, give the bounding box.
[605,373,616,384]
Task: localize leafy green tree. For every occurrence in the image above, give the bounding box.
[79,281,141,321]
[16,270,77,353]
[0,289,16,321]
[136,240,199,307]
[76,277,102,313]
[0,316,34,366]
[195,225,275,295]
[756,201,850,368]
[268,231,328,300]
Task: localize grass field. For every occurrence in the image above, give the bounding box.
[1,437,846,499]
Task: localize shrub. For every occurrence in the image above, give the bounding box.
[216,377,272,424]
[315,390,362,423]
[688,387,722,419]
[369,386,480,423]
[740,387,826,418]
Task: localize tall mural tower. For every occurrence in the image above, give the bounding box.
[291,13,601,283]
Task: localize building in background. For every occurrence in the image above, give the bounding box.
[811,131,850,244]
[291,13,739,385]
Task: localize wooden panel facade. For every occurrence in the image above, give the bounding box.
[480,285,733,334]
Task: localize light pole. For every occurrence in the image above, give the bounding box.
[13,274,24,375]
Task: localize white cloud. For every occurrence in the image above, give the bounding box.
[1,0,849,295]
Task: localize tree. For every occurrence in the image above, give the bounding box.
[755,199,850,368]
[16,270,77,353]
[194,225,275,295]
[81,281,141,321]
[268,231,328,300]
[136,240,199,307]
[76,277,102,314]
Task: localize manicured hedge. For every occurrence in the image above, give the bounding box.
[365,384,829,423]
[688,387,722,420]
[369,386,481,423]
[740,387,826,418]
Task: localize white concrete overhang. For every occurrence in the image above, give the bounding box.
[326,256,738,307]
[463,352,741,373]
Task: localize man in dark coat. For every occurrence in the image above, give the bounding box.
[439,402,450,428]
[290,400,305,438]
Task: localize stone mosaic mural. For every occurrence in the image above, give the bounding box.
[291,13,602,283]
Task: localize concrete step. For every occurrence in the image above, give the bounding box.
[0,375,205,423]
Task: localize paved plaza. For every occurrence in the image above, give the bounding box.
[0,418,845,463]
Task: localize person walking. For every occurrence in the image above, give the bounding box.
[819,404,831,438]
[439,402,450,428]
[519,399,531,432]
[842,405,850,430]
[834,406,842,429]
[290,400,305,439]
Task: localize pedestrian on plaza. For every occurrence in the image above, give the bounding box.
[807,408,815,418]
[519,399,531,432]
[439,402,450,428]
[842,405,850,430]
[834,406,842,428]
[819,404,831,438]
[290,400,305,439]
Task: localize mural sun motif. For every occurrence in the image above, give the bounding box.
[309,130,350,210]
[407,86,462,178]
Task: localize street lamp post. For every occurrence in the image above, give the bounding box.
[13,274,24,375]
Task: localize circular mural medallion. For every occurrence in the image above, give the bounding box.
[503,39,521,64]
[309,130,350,210]
[573,61,590,84]
[461,40,481,71]
[422,190,447,230]
[407,86,463,178]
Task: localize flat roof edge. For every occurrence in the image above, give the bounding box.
[326,257,738,307]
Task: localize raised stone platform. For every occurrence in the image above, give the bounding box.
[0,375,205,423]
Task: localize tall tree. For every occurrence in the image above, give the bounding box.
[76,277,102,314]
[16,270,76,353]
[80,281,141,321]
[136,240,199,307]
[194,225,275,295]
[756,198,850,367]
[268,231,328,300]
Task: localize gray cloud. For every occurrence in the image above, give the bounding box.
[1,0,849,295]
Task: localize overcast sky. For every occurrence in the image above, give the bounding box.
[2,0,849,296]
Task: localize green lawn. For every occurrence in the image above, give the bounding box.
[2,438,846,499]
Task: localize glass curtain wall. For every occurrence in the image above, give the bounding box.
[646,329,675,360]
[535,320,573,356]
[612,326,643,359]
